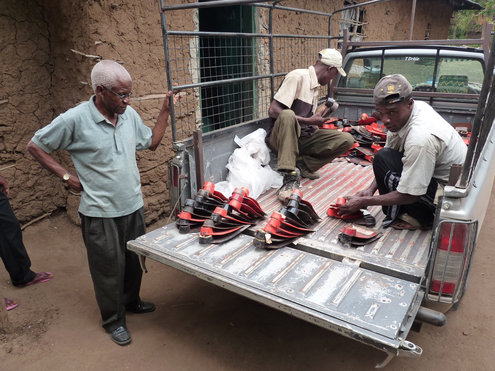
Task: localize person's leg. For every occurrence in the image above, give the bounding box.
[269,110,303,200]
[81,209,148,332]
[0,192,36,285]
[268,110,301,171]
[120,208,146,310]
[298,129,354,173]
[373,148,437,228]
[81,214,128,332]
[402,180,438,228]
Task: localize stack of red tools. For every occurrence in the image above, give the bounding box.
[327,197,381,247]
[337,224,382,247]
[176,181,228,233]
[254,190,320,249]
[199,187,265,244]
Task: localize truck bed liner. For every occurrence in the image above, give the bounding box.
[252,159,432,282]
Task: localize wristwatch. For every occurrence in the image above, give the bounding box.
[62,172,71,182]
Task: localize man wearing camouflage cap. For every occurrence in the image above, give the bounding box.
[339,74,467,230]
[267,48,354,201]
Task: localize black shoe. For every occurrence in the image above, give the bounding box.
[126,301,156,314]
[277,170,301,202]
[110,325,131,346]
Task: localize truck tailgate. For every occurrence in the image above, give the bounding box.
[128,160,430,357]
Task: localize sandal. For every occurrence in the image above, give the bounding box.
[24,271,54,286]
[5,298,19,311]
[390,220,416,231]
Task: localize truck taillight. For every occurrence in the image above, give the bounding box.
[428,221,477,303]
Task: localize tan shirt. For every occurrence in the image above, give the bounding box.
[273,65,320,118]
[385,101,467,195]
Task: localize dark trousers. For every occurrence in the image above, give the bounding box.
[0,192,36,285]
[80,208,146,332]
[373,148,438,228]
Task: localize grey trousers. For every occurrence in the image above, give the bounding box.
[269,110,354,172]
[80,208,146,332]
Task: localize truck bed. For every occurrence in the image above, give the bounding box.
[128,159,431,361]
[254,159,432,282]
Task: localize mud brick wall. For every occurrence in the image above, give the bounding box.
[0,0,453,225]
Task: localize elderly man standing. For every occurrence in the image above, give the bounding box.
[339,74,467,230]
[268,48,354,201]
[27,60,172,345]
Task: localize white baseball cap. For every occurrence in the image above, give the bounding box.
[319,48,346,77]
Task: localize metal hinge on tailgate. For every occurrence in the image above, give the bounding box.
[375,290,424,368]
[376,340,423,368]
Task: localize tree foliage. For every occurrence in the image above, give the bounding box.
[449,0,495,39]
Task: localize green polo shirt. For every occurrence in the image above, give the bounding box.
[32,96,152,218]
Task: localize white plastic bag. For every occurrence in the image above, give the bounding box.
[234,128,271,165]
[215,128,282,199]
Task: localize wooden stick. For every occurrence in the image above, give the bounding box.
[0,164,16,171]
[131,94,168,102]
[70,49,101,60]
[0,292,12,333]
[131,92,186,102]
[21,212,52,231]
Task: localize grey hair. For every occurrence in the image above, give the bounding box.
[91,60,132,92]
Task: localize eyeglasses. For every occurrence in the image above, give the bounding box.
[102,85,132,100]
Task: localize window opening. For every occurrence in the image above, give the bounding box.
[199,3,255,132]
[339,1,366,42]
[338,54,484,94]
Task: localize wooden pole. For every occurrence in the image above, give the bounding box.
[409,0,417,40]
[0,293,12,333]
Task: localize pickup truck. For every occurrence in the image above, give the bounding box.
[127,5,495,367]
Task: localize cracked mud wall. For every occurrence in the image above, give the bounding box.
[0,1,65,223]
[1,0,454,225]
[1,0,171,225]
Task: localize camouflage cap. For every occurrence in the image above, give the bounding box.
[373,74,412,105]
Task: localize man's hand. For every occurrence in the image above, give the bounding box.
[0,176,10,196]
[308,112,328,127]
[339,195,365,215]
[160,86,181,113]
[66,174,83,193]
[294,112,327,128]
[338,181,377,216]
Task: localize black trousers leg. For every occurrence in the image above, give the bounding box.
[0,192,36,285]
[81,208,146,332]
[373,148,437,228]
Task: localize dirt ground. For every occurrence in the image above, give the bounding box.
[2,189,495,371]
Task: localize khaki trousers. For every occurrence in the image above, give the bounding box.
[269,110,354,172]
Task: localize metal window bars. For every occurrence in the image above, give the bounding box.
[159,0,351,142]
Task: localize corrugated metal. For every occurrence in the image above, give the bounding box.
[253,159,432,282]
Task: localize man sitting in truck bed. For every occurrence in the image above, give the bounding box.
[339,74,467,230]
[267,48,354,201]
